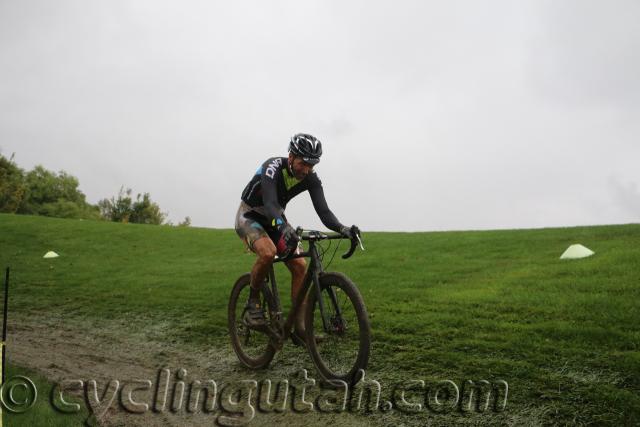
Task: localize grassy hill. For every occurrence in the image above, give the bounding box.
[1,213,639,426]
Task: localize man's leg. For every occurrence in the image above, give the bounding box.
[285,257,307,334]
[250,237,277,298]
[241,237,277,327]
[234,203,277,325]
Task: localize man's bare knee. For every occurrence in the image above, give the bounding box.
[253,237,277,262]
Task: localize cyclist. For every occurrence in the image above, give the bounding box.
[235,133,359,344]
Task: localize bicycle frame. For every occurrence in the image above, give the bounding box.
[262,232,345,344]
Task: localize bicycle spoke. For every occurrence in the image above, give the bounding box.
[242,326,250,346]
[229,275,276,368]
[339,291,349,313]
[311,281,360,377]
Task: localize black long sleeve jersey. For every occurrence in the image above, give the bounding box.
[240,157,343,231]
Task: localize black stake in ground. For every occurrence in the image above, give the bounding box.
[2,267,9,384]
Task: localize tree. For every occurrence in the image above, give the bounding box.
[130,192,167,225]
[0,153,26,213]
[98,187,133,223]
[1,153,176,224]
[178,216,191,227]
[98,187,167,225]
[17,165,100,220]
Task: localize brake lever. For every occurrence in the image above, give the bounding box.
[356,233,365,251]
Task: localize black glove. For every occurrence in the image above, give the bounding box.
[280,223,300,246]
[340,225,360,240]
[275,223,300,255]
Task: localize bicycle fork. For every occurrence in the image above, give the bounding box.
[307,242,343,334]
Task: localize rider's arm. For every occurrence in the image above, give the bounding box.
[308,173,344,232]
[260,158,286,226]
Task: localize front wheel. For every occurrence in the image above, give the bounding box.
[305,272,371,383]
[228,273,277,369]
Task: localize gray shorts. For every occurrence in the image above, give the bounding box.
[234,201,301,256]
[234,201,272,251]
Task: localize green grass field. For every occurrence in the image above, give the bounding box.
[1,213,639,426]
[0,364,88,427]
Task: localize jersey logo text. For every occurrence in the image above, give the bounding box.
[265,158,282,179]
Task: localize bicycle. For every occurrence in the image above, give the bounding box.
[228,228,370,384]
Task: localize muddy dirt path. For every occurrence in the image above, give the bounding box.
[7,313,380,426]
[7,313,529,426]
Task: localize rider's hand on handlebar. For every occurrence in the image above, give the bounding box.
[275,223,300,256]
[340,225,361,240]
[279,223,300,246]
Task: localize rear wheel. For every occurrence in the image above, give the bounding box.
[228,273,277,369]
[305,272,371,383]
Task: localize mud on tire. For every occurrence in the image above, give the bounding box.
[228,273,277,369]
[304,272,371,383]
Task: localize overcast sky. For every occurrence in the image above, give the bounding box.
[1,0,639,231]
